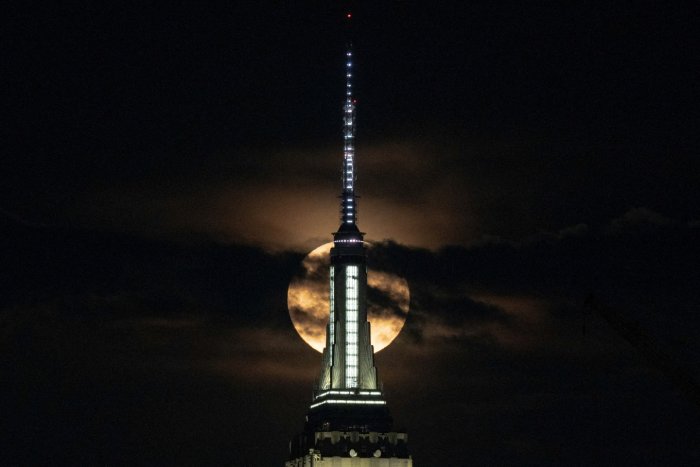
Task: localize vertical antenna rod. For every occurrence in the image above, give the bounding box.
[341,13,357,225]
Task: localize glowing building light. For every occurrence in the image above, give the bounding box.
[345,265,359,387]
[329,266,335,362]
[288,35,412,463]
[309,399,387,409]
[315,390,355,398]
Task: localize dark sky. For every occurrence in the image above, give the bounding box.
[2,1,700,465]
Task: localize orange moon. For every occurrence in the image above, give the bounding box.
[288,242,410,353]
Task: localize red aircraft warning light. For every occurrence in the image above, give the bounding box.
[347,13,352,19]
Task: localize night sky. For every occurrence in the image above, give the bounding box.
[2,1,700,465]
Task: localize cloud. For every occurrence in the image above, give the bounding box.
[608,206,672,233]
[2,208,699,465]
[61,137,520,250]
[7,204,696,364]
[366,211,700,365]
[3,2,699,463]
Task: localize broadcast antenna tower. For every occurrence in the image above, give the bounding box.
[286,12,412,465]
[341,30,357,226]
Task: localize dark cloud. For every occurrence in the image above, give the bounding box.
[3,2,698,250]
[1,216,313,465]
[2,206,700,465]
[3,0,700,465]
[370,208,700,307]
[0,306,312,465]
[366,285,410,320]
[366,209,700,466]
[1,212,300,327]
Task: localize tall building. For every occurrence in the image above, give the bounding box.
[286,14,412,467]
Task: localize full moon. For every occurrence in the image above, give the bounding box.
[288,242,410,353]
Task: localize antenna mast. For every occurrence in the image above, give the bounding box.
[341,13,357,225]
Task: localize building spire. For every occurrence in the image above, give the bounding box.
[340,13,357,226]
[314,9,384,407]
[286,12,412,462]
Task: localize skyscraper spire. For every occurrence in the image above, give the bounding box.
[286,12,412,465]
[341,43,357,226]
[317,11,379,400]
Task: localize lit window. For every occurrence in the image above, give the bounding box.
[345,265,359,387]
[310,399,387,409]
[329,266,335,362]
